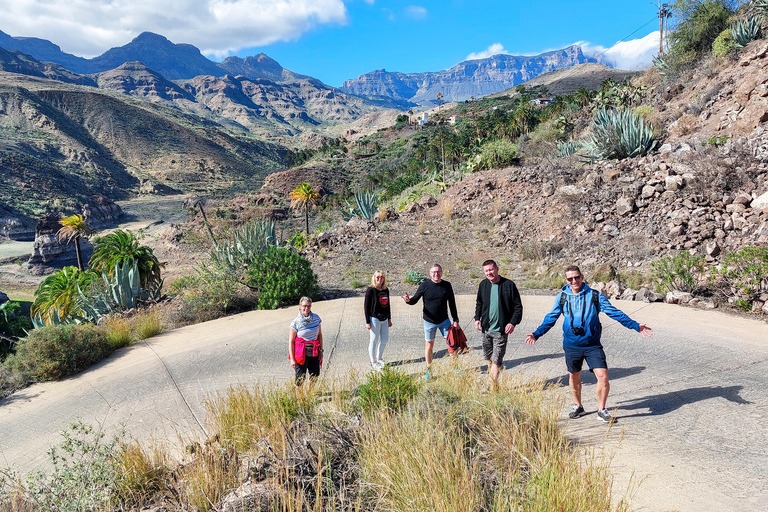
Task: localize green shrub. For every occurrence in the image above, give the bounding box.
[713,246,768,308]
[651,252,706,293]
[583,108,659,161]
[170,268,256,325]
[1,300,32,360]
[23,421,125,512]
[6,324,111,381]
[356,367,419,413]
[477,139,518,170]
[246,247,318,310]
[404,269,426,285]
[712,28,736,57]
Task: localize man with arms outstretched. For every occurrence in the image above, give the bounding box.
[525,265,653,422]
[402,264,459,380]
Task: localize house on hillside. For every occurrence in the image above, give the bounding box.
[418,112,429,126]
[531,97,553,106]
[448,115,458,125]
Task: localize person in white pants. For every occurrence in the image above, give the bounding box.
[364,270,392,371]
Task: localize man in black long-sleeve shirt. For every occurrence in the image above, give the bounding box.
[402,264,459,379]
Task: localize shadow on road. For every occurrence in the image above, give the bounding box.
[544,366,647,388]
[617,385,752,417]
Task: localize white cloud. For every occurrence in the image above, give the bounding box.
[406,5,427,20]
[465,43,510,61]
[0,0,348,58]
[581,31,660,70]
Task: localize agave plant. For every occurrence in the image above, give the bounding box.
[731,16,762,48]
[209,220,278,273]
[582,108,659,162]
[555,140,585,158]
[342,189,380,221]
[76,259,163,323]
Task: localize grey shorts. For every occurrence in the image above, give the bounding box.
[481,331,508,366]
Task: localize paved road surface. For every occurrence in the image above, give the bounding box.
[1,296,766,511]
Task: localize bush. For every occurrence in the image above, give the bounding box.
[24,421,125,512]
[246,247,318,310]
[356,367,419,413]
[170,268,257,326]
[666,0,735,74]
[712,28,736,56]
[651,251,706,293]
[404,269,426,285]
[5,324,111,381]
[477,139,518,170]
[713,246,768,309]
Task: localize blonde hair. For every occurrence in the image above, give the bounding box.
[371,271,386,289]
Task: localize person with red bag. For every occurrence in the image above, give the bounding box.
[474,260,523,389]
[289,297,323,385]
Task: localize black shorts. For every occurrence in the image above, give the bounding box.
[563,346,607,374]
[295,355,320,385]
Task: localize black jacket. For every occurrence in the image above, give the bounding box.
[474,276,523,332]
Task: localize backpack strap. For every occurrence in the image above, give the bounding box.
[560,290,601,313]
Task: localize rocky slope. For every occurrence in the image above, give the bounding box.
[0,71,290,229]
[340,45,599,105]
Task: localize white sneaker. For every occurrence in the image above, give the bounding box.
[377,359,386,369]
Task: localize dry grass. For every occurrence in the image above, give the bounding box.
[4,360,628,511]
[133,309,166,340]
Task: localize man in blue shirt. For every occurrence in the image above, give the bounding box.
[525,265,653,423]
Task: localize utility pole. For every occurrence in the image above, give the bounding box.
[658,1,672,54]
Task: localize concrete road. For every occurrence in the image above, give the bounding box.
[1,296,766,512]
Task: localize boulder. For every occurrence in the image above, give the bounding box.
[403,202,422,213]
[620,288,638,301]
[665,290,694,304]
[603,224,620,236]
[27,214,93,268]
[616,197,636,216]
[542,182,555,197]
[419,195,437,208]
[751,190,768,211]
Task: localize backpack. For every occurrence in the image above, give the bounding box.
[560,289,601,313]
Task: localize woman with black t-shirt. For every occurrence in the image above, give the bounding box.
[364,270,392,371]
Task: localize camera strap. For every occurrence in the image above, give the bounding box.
[562,292,587,330]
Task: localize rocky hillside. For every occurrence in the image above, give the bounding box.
[0,71,290,229]
[238,42,768,314]
[340,45,599,105]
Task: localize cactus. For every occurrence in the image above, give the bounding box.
[731,16,761,48]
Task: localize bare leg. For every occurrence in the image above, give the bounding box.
[569,371,583,407]
[489,363,501,391]
[593,368,610,410]
[425,340,435,366]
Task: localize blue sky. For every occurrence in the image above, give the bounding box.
[0,0,662,86]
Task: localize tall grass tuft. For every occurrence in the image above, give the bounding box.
[102,316,134,349]
[133,309,165,340]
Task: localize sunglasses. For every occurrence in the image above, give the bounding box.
[566,276,583,282]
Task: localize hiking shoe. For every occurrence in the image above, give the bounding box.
[376,359,386,370]
[597,408,613,423]
[425,367,432,381]
[568,405,585,419]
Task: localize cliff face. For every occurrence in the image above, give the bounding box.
[341,45,599,105]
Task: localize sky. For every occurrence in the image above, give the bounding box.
[0,0,664,87]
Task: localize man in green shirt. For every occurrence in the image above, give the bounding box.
[474,260,524,388]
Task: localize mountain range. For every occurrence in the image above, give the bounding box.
[341,45,601,105]
[0,29,619,108]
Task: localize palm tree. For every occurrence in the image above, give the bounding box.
[57,214,92,271]
[574,88,594,108]
[88,230,162,289]
[31,266,96,324]
[289,182,320,235]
